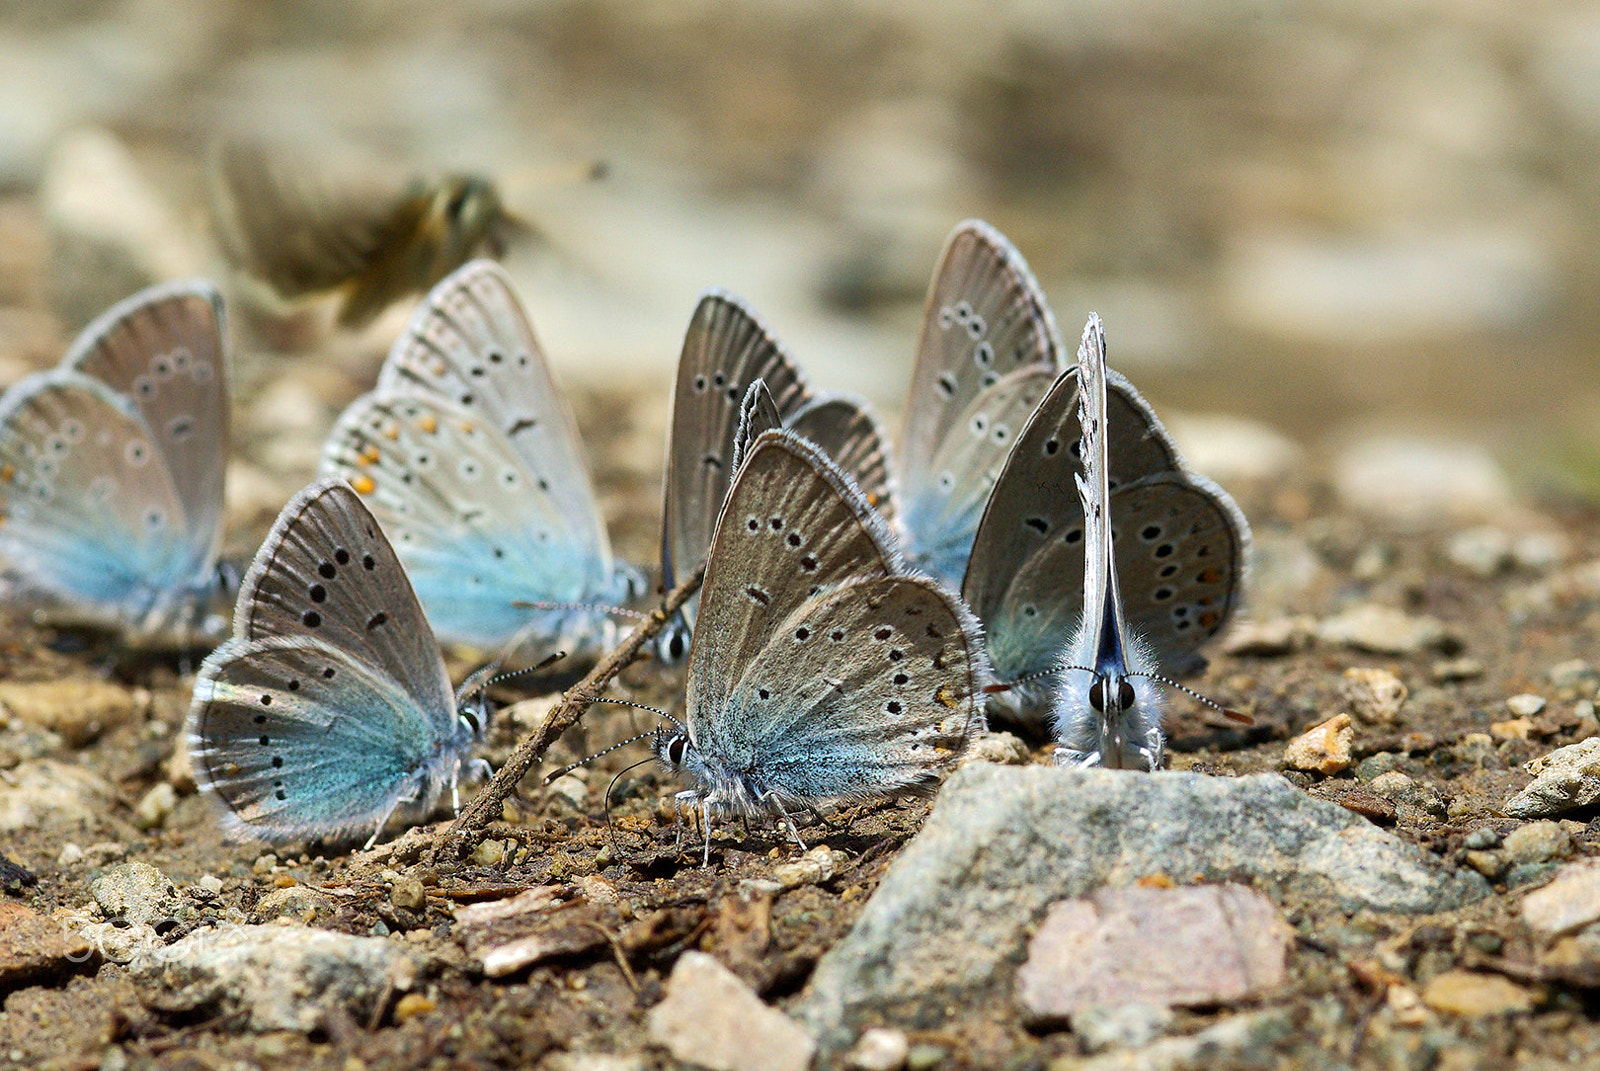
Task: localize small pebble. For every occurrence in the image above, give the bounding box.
[1317,604,1455,656]
[1548,660,1598,692]
[1491,718,1534,741]
[1340,667,1408,725]
[1431,657,1484,683]
[1221,616,1310,657]
[845,1027,909,1071]
[1282,713,1354,774]
[471,839,507,868]
[647,952,815,1071]
[133,782,176,831]
[1504,738,1600,818]
[391,876,426,911]
[1506,694,1547,718]
[198,875,224,894]
[1420,970,1537,1017]
[1462,828,1500,850]
[1501,821,1569,866]
[393,993,435,1023]
[1444,526,1511,578]
[1513,531,1571,571]
[252,854,278,875]
[1522,860,1600,937]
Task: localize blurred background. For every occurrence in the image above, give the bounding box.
[1,0,1598,504]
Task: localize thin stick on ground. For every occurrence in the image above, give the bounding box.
[430,563,705,862]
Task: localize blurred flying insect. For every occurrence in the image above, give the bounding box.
[207,142,537,330]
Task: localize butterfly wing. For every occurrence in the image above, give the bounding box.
[788,396,893,523]
[63,280,229,577]
[686,430,899,728]
[377,260,620,580]
[662,292,815,598]
[322,391,628,653]
[717,574,984,803]
[0,374,202,631]
[897,221,1061,569]
[187,478,464,843]
[1105,472,1250,670]
[898,364,1058,587]
[962,366,1188,694]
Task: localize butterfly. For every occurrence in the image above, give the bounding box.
[654,427,987,863]
[187,477,489,847]
[209,141,527,329]
[894,219,1065,591]
[321,259,641,659]
[0,280,231,648]
[656,290,891,662]
[1022,315,1250,768]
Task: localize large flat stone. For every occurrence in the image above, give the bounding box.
[796,765,1486,1051]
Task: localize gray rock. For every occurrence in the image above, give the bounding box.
[843,1027,910,1071]
[1445,526,1512,578]
[90,862,185,927]
[1316,604,1455,656]
[130,923,418,1033]
[1052,1006,1298,1070]
[0,759,129,841]
[647,952,815,1071]
[1330,435,1514,526]
[1068,1003,1174,1054]
[1504,738,1600,818]
[796,766,1486,1051]
[1501,821,1570,866]
[1016,884,1290,1021]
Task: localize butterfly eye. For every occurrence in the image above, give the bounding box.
[665,735,688,766]
[1118,680,1136,710]
[1089,679,1106,713]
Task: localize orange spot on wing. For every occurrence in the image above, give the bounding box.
[418,415,438,434]
[351,474,376,495]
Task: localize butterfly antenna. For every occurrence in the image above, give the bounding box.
[510,599,651,622]
[601,753,662,856]
[1127,671,1254,725]
[982,666,1064,695]
[543,724,662,784]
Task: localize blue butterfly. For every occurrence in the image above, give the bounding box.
[0,280,230,647]
[188,477,488,847]
[321,260,640,659]
[656,290,890,662]
[894,220,1064,591]
[654,428,987,863]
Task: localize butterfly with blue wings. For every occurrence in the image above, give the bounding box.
[655,427,988,864]
[894,219,1065,591]
[0,280,231,648]
[963,314,1250,762]
[656,290,892,663]
[187,477,489,847]
[320,259,641,660]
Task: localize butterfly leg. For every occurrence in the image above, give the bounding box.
[364,794,408,852]
[802,802,833,831]
[700,795,715,867]
[672,790,702,853]
[760,792,808,853]
[1053,746,1101,768]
